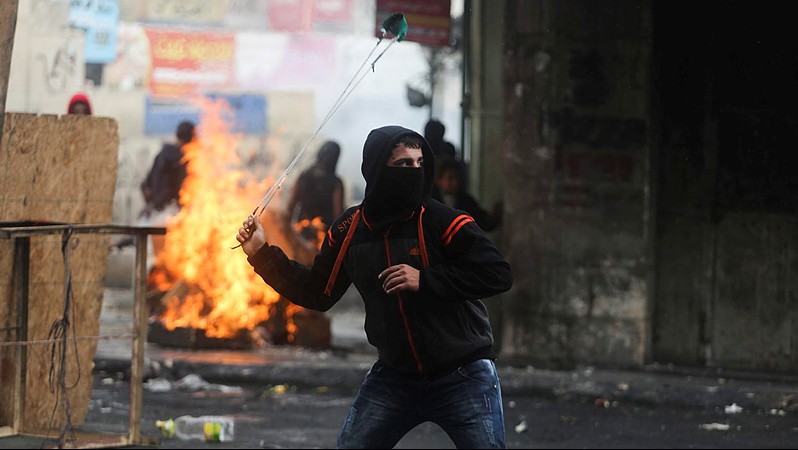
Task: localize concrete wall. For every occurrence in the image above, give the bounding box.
[476,0,798,373]
[465,0,508,352]
[496,0,653,368]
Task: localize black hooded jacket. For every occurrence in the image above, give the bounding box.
[247,125,513,378]
[141,143,187,211]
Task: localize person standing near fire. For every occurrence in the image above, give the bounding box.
[236,125,513,448]
[140,120,196,218]
[285,140,344,247]
[136,120,196,270]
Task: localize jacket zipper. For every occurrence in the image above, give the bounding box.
[383,230,424,376]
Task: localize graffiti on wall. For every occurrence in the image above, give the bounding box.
[36,38,80,93]
[543,109,646,212]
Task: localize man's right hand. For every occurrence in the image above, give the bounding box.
[237,214,267,257]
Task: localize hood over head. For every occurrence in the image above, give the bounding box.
[360,125,435,206]
[67,92,93,115]
[424,119,445,142]
[316,140,341,173]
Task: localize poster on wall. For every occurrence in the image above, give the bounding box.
[142,0,227,25]
[144,28,235,98]
[69,0,120,64]
[235,33,335,89]
[267,0,352,33]
[144,94,268,136]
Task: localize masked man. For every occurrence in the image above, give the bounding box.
[237,125,513,449]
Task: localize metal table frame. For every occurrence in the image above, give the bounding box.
[0,222,165,448]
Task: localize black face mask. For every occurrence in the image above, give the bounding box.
[364,166,425,231]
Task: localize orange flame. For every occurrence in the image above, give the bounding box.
[292,216,327,250]
[153,98,294,339]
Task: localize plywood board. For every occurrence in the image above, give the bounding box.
[0,112,119,429]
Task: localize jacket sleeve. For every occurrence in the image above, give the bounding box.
[246,224,352,312]
[459,193,500,232]
[420,215,512,302]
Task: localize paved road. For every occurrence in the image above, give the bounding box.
[4,373,796,449]
[4,285,796,449]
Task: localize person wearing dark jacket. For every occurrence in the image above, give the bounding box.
[286,140,345,245]
[133,121,195,270]
[140,120,195,217]
[236,125,513,449]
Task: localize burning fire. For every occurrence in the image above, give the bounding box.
[292,216,327,250]
[152,98,300,339]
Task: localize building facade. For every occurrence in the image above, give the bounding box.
[468,0,798,373]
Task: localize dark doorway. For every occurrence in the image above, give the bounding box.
[652,1,798,372]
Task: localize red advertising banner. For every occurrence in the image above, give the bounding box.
[144,28,235,98]
[376,0,451,47]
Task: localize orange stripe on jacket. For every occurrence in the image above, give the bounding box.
[324,210,361,296]
[417,206,429,268]
[442,214,472,243]
[443,216,474,246]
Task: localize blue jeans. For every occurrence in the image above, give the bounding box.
[337,358,506,449]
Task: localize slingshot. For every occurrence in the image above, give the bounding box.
[232,13,408,249]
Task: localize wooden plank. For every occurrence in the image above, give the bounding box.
[0,117,24,428]
[0,113,120,429]
[12,238,29,433]
[129,236,148,444]
[0,113,119,222]
[0,239,15,424]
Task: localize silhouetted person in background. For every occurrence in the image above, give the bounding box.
[140,121,195,218]
[286,140,344,246]
[67,92,92,115]
[132,121,195,269]
[432,158,502,232]
[424,119,455,161]
[424,118,469,191]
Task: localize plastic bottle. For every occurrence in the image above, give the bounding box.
[156,415,235,442]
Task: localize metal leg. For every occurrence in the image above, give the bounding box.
[12,237,29,434]
[129,233,148,445]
